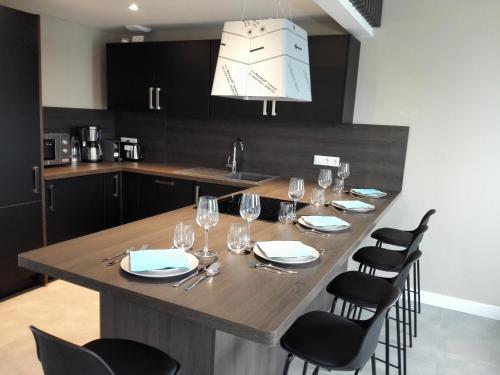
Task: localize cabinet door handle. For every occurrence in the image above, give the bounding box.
[262,100,268,116]
[149,87,154,110]
[48,184,55,211]
[271,100,277,116]
[195,185,200,205]
[32,166,40,194]
[113,174,120,198]
[154,179,175,187]
[156,87,161,110]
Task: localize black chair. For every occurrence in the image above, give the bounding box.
[29,326,180,375]
[352,225,428,346]
[371,209,436,314]
[326,251,422,375]
[280,286,401,375]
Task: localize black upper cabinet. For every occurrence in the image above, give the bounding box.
[107,41,210,117]
[156,41,210,117]
[0,6,42,207]
[274,35,360,123]
[209,40,265,119]
[107,43,156,111]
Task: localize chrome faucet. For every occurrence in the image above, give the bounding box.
[226,138,244,174]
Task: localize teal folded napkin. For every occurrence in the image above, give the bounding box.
[333,200,374,210]
[352,188,385,196]
[301,215,349,228]
[256,241,315,258]
[129,249,190,272]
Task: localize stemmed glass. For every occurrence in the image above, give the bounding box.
[288,177,305,218]
[239,193,261,246]
[318,169,332,190]
[194,196,219,259]
[337,162,350,192]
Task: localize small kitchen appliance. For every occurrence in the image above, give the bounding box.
[79,126,102,162]
[120,137,143,161]
[102,140,121,162]
[43,133,70,166]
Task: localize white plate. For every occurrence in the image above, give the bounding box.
[120,253,199,278]
[297,217,351,232]
[253,244,320,265]
[331,202,375,213]
[350,189,387,199]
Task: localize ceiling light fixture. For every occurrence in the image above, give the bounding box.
[128,3,139,11]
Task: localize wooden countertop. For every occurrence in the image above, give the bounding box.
[43,162,277,187]
[19,180,400,345]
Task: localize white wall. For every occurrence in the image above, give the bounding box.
[40,15,110,109]
[354,0,500,308]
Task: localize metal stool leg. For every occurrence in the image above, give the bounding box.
[312,366,320,375]
[402,294,407,374]
[413,265,418,337]
[302,361,308,375]
[417,259,421,313]
[283,353,293,375]
[385,314,390,375]
[340,300,347,317]
[396,301,402,375]
[372,354,377,375]
[406,278,413,348]
[330,296,339,314]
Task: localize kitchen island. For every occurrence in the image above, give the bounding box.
[19,178,399,375]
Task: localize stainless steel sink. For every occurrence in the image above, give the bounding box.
[223,171,276,183]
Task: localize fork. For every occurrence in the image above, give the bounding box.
[295,224,332,237]
[254,263,298,275]
[106,244,148,266]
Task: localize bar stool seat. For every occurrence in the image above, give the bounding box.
[371,228,413,247]
[281,311,365,369]
[84,338,179,375]
[352,246,406,272]
[326,271,393,307]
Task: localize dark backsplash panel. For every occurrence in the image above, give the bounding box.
[43,107,116,140]
[116,111,408,191]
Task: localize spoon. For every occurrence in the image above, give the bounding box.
[185,262,221,291]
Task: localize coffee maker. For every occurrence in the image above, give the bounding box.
[79,126,102,162]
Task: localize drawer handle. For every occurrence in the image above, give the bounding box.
[113,174,120,197]
[32,166,40,194]
[154,179,175,187]
[149,87,154,110]
[48,184,55,211]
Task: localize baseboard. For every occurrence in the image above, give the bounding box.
[420,291,500,320]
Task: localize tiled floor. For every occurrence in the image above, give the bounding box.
[1,280,499,375]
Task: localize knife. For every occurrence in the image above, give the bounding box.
[171,266,207,287]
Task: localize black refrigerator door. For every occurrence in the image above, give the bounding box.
[0,6,41,207]
[0,201,43,298]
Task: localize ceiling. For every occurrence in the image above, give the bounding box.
[0,0,339,32]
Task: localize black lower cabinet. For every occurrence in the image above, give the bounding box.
[194,182,241,203]
[123,173,195,223]
[46,174,121,245]
[0,201,43,298]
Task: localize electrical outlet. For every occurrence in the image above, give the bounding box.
[313,155,340,167]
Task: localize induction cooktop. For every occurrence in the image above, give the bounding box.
[217,193,308,223]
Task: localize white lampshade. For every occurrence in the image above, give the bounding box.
[211,18,312,102]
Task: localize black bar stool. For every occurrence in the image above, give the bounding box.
[29,326,180,375]
[326,251,422,375]
[352,225,428,345]
[371,209,436,315]
[280,286,401,375]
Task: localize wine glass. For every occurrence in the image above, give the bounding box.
[288,177,305,218]
[173,222,195,251]
[337,162,350,192]
[318,169,332,190]
[239,193,261,246]
[194,196,219,259]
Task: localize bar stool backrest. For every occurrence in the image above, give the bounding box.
[343,286,401,371]
[405,225,428,257]
[391,250,422,290]
[415,209,436,231]
[29,326,113,375]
